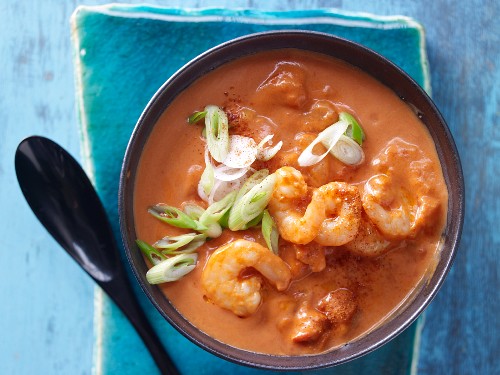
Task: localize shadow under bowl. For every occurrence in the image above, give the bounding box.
[119,30,464,370]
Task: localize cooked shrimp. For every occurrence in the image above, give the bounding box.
[317,289,357,324]
[301,99,339,132]
[294,242,326,272]
[344,211,391,257]
[362,174,414,238]
[290,302,328,343]
[256,62,307,108]
[268,167,327,244]
[314,182,362,246]
[362,138,441,239]
[201,239,291,317]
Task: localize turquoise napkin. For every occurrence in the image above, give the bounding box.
[71,5,429,374]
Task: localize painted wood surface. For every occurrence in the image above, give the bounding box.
[0,1,498,374]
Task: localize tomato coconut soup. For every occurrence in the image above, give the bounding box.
[133,49,448,355]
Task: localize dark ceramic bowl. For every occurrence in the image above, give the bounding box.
[119,31,464,370]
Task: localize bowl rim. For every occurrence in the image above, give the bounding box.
[119,30,465,370]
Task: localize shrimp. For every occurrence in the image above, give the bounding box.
[343,211,391,257]
[317,288,357,324]
[294,242,326,272]
[314,182,362,246]
[361,138,441,239]
[201,239,291,317]
[255,62,307,109]
[268,167,327,244]
[290,302,328,343]
[362,174,414,238]
[301,99,339,132]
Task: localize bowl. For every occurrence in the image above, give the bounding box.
[119,30,464,370]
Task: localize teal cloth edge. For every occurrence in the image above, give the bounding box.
[74,4,430,94]
[70,5,430,375]
[79,4,425,27]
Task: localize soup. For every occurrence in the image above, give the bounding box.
[133,49,448,355]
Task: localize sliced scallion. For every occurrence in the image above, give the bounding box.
[213,164,249,182]
[206,177,246,206]
[234,169,269,202]
[136,239,166,266]
[257,134,283,161]
[170,239,205,254]
[188,110,207,124]
[261,210,279,254]
[154,233,206,251]
[297,120,349,167]
[205,105,229,163]
[203,222,223,238]
[228,173,277,231]
[339,112,365,146]
[198,147,215,202]
[182,203,205,220]
[199,191,237,225]
[148,204,207,231]
[196,191,237,238]
[223,135,258,168]
[207,179,223,205]
[242,211,264,229]
[218,209,230,228]
[146,253,198,284]
[325,134,365,166]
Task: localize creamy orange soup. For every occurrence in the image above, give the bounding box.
[134,49,448,355]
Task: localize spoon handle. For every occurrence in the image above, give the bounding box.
[15,136,180,375]
[101,272,180,375]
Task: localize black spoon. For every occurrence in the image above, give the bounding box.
[15,136,179,375]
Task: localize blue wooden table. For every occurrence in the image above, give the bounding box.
[1,1,498,374]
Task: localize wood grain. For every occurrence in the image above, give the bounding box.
[1,0,498,374]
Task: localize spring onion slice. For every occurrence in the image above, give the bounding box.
[339,112,365,145]
[297,120,349,167]
[242,211,264,229]
[146,253,198,284]
[148,204,207,231]
[188,110,207,124]
[199,191,237,225]
[167,239,206,254]
[207,180,222,205]
[154,233,206,250]
[206,173,248,205]
[213,164,249,182]
[136,240,166,266]
[182,203,205,220]
[205,105,229,163]
[234,169,269,202]
[197,191,237,237]
[228,173,277,231]
[160,237,206,255]
[324,134,365,166]
[198,147,215,201]
[257,135,283,161]
[261,210,279,254]
[223,135,258,168]
[203,222,223,238]
[218,209,230,228]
